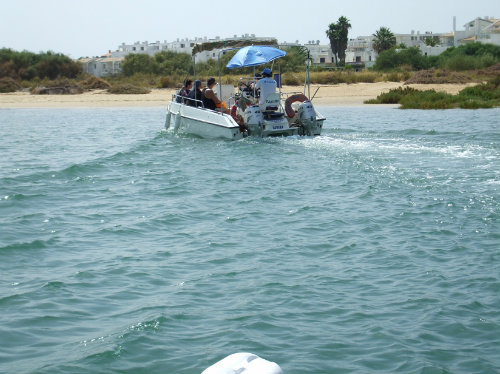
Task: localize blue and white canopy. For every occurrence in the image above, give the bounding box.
[226,46,286,69]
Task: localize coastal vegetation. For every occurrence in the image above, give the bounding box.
[365,75,500,108]
[372,42,500,71]
[0,43,498,108]
[0,48,80,81]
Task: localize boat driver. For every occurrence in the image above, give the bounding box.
[255,67,277,105]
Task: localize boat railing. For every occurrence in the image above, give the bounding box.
[171,93,205,108]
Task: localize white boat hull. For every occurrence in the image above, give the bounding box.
[166,101,244,140]
[165,95,326,140]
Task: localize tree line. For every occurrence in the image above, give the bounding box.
[120,46,309,77]
[373,42,500,71]
[0,48,81,80]
[326,16,499,71]
[1,22,498,85]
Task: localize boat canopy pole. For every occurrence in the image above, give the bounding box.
[270,60,281,97]
[304,47,311,99]
[253,66,256,98]
[217,48,238,114]
[278,60,282,97]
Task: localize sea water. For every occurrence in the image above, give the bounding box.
[0,106,499,374]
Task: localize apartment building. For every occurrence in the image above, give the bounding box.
[81,16,499,77]
[345,16,499,68]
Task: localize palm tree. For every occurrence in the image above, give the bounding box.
[326,16,352,66]
[336,16,352,66]
[372,27,396,54]
[326,23,340,66]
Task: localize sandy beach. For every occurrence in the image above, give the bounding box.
[0,82,476,108]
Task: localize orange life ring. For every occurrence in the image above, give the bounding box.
[230,104,238,120]
[285,94,309,118]
[231,104,246,132]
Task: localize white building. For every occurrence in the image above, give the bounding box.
[345,30,454,67]
[345,36,377,68]
[304,41,336,64]
[81,16,499,77]
[113,38,202,58]
[111,34,275,62]
[80,56,123,77]
[82,34,276,76]
[454,16,500,45]
[344,15,499,68]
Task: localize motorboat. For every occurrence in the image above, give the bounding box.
[165,44,326,140]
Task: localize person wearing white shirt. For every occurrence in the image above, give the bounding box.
[255,67,277,105]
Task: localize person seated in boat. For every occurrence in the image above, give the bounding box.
[187,80,203,107]
[255,68,277,105]
[176,79,192,103]
[202,77,229,113]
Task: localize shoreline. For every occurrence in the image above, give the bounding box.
[0,82,477,109]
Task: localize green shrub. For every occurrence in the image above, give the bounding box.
[122,54,155,76]
[438,42,500,70]
[399,90,456,109]
[372,42,500,72]
[366,86,419,104]
[373,47,431,71]
[0,48,81,80]
[366,76,499,109]
[457,75,500,107]
[443,55,478,71]
[0,77,21,92]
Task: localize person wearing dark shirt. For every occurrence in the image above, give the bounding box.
[202,77,228,113]
[187,80,203,107]
[176,79,193,103]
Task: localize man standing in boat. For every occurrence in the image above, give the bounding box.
[255,67,277,105]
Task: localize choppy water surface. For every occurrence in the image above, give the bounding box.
[0,106,499,374]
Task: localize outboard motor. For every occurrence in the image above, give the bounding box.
[298,101,315,123]
[297,101,321,136]
[243,105,264,136]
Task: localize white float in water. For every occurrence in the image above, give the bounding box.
[202,352,283,374]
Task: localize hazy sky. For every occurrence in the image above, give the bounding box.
[1,0,499,58]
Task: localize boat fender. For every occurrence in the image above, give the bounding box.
[285,94,309,118]
[173,110,182,131]
[165,110,171,130]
